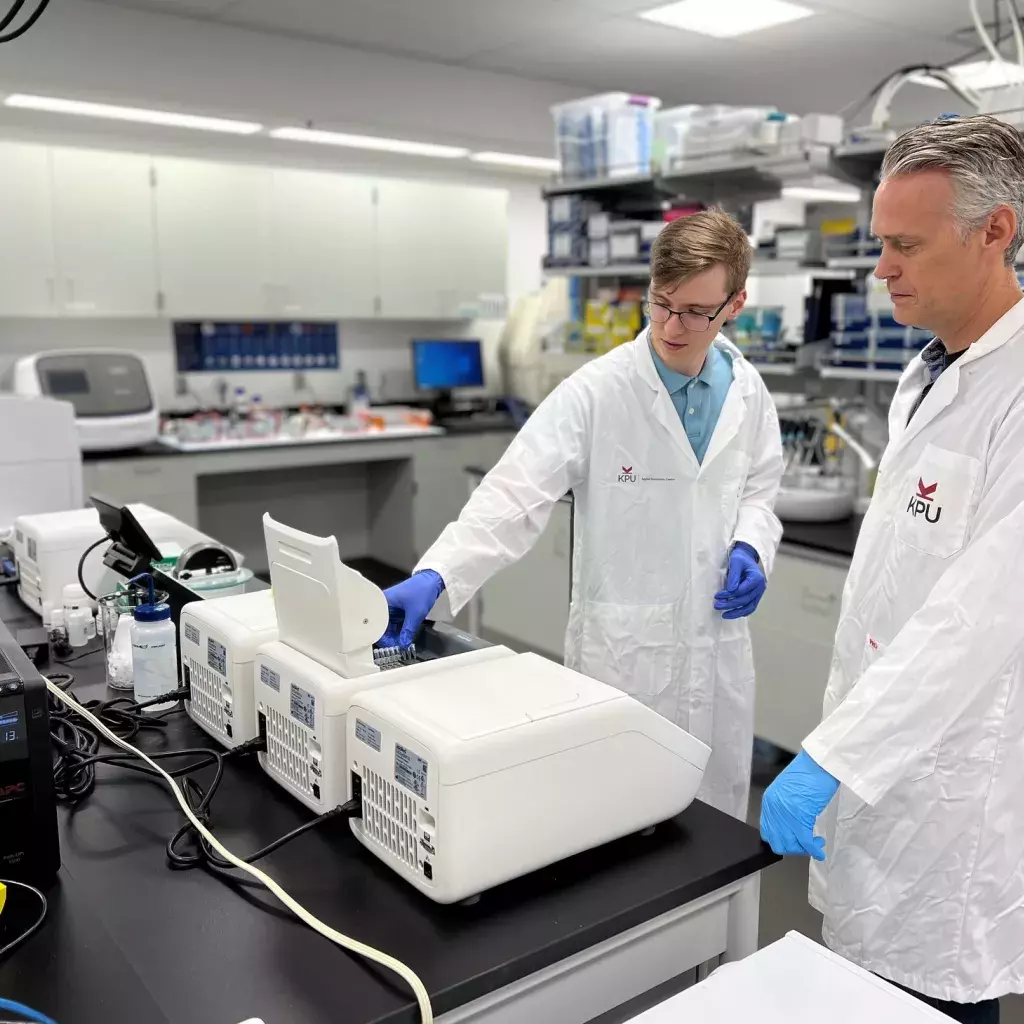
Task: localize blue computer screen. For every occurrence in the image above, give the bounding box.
[412,340,484,390]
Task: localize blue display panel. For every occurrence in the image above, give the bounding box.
[411,339,484,390]
[173,321,339,373]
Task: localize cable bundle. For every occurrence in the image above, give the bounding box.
[0,0,52,45]
[46,672,190,802]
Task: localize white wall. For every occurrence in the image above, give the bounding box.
[0,316,512,412]
[0,0,577,154]
[0,0,555,411]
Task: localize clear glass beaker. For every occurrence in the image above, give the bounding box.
[98,587,169,691]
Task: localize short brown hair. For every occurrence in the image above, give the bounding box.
[650,209,752,293]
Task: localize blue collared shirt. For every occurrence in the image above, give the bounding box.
[650,342,734,464]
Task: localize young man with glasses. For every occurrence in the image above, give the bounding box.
[380,209,783,818]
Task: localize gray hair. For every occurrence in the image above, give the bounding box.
[880,114,1024,266]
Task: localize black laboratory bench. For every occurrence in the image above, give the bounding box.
[778,515,863,560]
[0,587,777,1024]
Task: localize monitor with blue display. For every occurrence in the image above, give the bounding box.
[412,339,484,391]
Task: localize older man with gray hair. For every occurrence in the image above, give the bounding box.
[760,114,1024,1023]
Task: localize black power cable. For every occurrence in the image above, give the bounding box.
[76,537,108,602]
[48,673,361,908]
[0,0,25,32]
[0,0,52,44]
[48,672,192,802]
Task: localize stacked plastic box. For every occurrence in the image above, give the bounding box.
[829,294,932,372]
[547,194,593,266]
[552,92,661,181]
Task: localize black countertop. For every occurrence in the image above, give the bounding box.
[778,515,862,559]
[0,588,777,1024]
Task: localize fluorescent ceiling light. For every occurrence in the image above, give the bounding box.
[3,94,262,134]
[470,151,561,172]
[910,60,1024,91]
[639,0,813,38]
[782,185,861,204]
[270,127,468,159]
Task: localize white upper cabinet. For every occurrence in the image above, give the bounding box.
[0,141,57,317]
[152,156,272,319]
[0,141,509,322]
[376,178,509,320]
[435,184,508,319]
[268,169,377,319]
[50,147,160,317]
[375,178,446,319]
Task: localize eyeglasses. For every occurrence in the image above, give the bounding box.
[643,293,734,333]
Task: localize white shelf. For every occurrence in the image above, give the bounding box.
[818,365,903,382]
[825,255,879,270]
[543,263,650,278]
[751,260,855,279]
[542,172,656,198]
[749,362,800,375]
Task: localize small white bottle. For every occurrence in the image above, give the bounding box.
[63,583,93,648]
[131,598,178,712]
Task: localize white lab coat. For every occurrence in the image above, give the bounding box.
[417,331,783,818]
[803,296,1024,1003]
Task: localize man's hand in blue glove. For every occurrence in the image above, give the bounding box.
[714,542,767,619]
[377,569,445,649]
[760,749,840,861]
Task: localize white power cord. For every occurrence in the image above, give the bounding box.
[46,679,434,1024]
[970,0,1024,72]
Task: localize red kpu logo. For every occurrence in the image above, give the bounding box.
[907,479,942,523]
[617,465,637,483]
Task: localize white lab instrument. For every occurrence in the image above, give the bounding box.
[256,638,515,813]
[7,350,159,452]
[13,504,229,620]
[181,590,278,749]
[348,651,711,904]
[253,512,516,811]
[0,396,82,535]
[804,298,1024,1001]
[626,931,952,1023]
[419,331,783,819]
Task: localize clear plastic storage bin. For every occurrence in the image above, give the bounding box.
[552,92,661,182]
[674,106,782,163]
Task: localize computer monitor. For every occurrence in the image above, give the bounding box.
[412,339,485,392]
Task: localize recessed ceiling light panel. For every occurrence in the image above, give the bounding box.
[639,0,813,38]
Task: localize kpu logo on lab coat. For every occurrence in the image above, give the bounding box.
[907,478,942,523]
[618,465,637,483]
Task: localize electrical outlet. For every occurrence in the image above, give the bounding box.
[293,371,307,392]
[175,375,188,397]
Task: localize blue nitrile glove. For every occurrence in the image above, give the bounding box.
[377,569,445,649]
[759,750,840,861]
[714,542,767,619]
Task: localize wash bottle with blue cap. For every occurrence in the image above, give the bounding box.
[129,573,178,712]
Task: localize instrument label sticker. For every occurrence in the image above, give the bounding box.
[290,683,315,729]
[355,719,381,752]
[395,743,428,799]
[260,664,280,692]
[207,637,227,676]
[183,621,200,647]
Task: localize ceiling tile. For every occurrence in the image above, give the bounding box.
[468,7,966,111]
[216,0,589,61]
